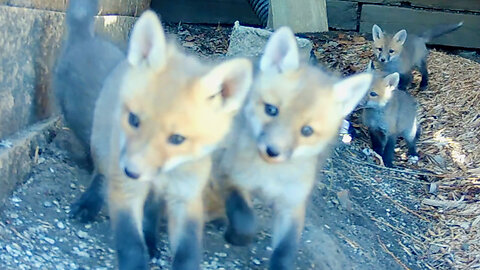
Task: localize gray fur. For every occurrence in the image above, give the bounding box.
[53,0,125,150]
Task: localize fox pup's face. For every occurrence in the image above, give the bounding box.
[117,12,252,181]
[364,69,400,108]
[244,27,372,163]
[372,25,407,63]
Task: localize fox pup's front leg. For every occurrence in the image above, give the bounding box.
[70,172,106,222]
[419,59,429,90]
[270,198,307,270]
[398,72,413,91]
[109,180,150,270]
[224,188,256,246]
[143,191,164,259]
[167,195,204,270]
[369,129,387,157]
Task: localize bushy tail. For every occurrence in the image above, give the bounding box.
[66,0,99,42]
[420,22,463,42]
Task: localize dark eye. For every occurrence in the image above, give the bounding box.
[369,92,378,97]
[168,134,186,145]
[264,103,279,117]
[128,112,140,128]
[301,125,314,137]
[389,49,395,53]
[377,47,383,52]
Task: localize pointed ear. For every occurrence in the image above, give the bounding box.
[127,10,167,70]
[383,72,400,92]
[199,58,253,113]
[260,26,299,73]
[393,29,407,45]
[333,73,373,116]
[372,24,383,42]
[366,60,375,72]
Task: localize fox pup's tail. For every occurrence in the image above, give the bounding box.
[66,0,99,42]
[420,22,463,42]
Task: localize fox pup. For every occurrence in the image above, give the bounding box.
[90,11,252,270]
[371,22,462,90]
[54,0,124,152]
[211,27,372,270]
[363,62,420,167]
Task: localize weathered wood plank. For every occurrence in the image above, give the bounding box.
[151,0,261,25]
[269,0,328,33]
[0,0,151,16]
[326,0,358,31]
[360,5,480,49]
[341,0,480,12]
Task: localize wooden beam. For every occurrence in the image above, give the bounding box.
[268,0,328,33]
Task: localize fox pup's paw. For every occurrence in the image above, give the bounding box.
[224,224,255,246]
[69,190,103,222]
[408,155,419,164]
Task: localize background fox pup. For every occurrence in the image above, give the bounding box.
[371,22,462,90]
[363,62,420,167]
[213,27,373,270]
[90,11,252,270]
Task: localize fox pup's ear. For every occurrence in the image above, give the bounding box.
[199,58,253,113]
[366,60,375,72]
[127,10,167,70]
[372,25,383,41]
[333,73,373,116]
[393,29,407,45]
[260,26,299,73]
[383,72,400,92]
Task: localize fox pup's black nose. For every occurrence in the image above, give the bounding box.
[380,58,386,62]
[124,167,140,179]
[266,146,280,158]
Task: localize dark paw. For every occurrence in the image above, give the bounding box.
[419,83,428,91]
[148,246,160,259]
[172,221,201,270]
[224,225,254,246]
[69,193,103,222]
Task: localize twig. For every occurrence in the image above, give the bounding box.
[377,235,411,270]
[370,216,424,246]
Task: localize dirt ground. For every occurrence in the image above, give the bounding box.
[1,23,478,269]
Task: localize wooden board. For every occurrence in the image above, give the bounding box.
[360,5,480,49]
[151,0,261,25]
[341,0,480,12]
[269,0,328,33]
[0,0,151,16]
[326,0,358,31]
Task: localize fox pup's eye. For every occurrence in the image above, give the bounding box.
[389,49,395,53]
[377,48,382,52]
[264,103,279,117]
[369,92,378,97]
[168,134,186,145]
[301,125,314,137]
[128,112,140,128]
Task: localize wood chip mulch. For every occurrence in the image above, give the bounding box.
[307,31,480,270]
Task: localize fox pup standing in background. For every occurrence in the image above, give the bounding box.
[212,27,372,269]
[371,22,462,90]
[91,11,252,270]
[54,0,124,152]
[53,0,125,222]
[363,62,420,167]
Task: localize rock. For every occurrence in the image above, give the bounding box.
[226,22,313,63]
[56,222,65,230]
[77,230,88,239]
[44,237,55,245]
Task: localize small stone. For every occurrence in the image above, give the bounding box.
[84,224,92,229]
[57,222,65,230]
[253,259,261,265]
[462,243,470,251]
[216,252,227,257]
[11,197,22,203]
[43,201,52,208]
[44,237,55,245]
[77,230,88,239]
[10,213,19,219]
